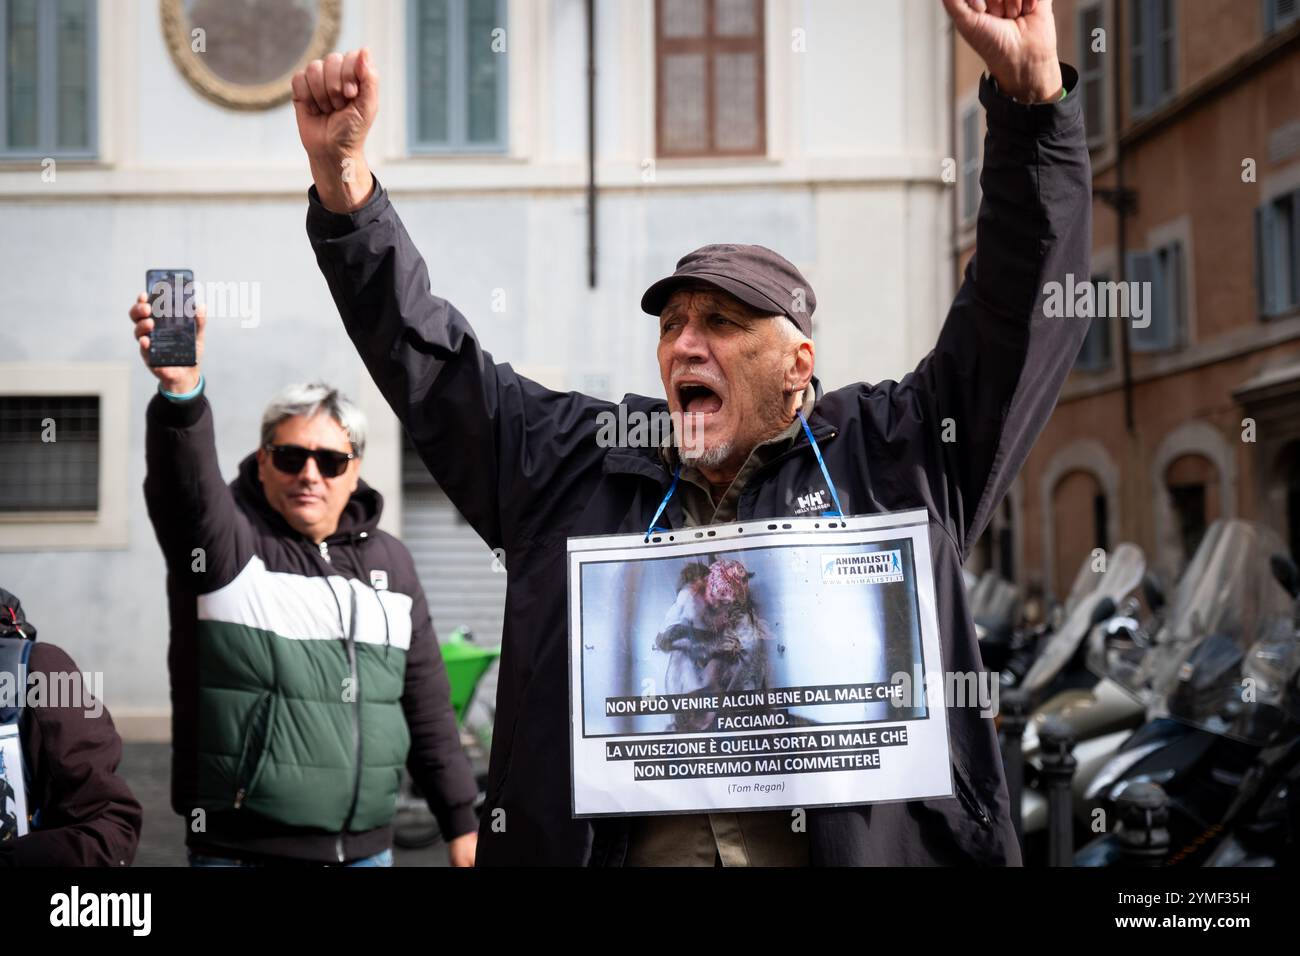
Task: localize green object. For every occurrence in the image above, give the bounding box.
[440,627,502,723]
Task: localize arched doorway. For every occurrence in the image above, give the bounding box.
[1164,453,1221,575]
[970,496,1017,581]
[1275,441,1300,562]
[1052,469,1108,598]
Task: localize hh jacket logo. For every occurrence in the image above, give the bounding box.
[794,489,829,516]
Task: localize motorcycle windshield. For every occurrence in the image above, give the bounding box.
[969,570,1019,632]
[1130,520,1294,743]
[1061,547,1108,618]
[1020,542,1146,695]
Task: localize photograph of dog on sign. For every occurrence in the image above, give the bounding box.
[575,540,929,738]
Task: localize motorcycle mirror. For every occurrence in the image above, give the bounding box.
[1089,596,1117,627]
[1141,573,1166,613]
[1269,554,1299,599]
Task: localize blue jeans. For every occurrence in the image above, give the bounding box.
[188,848,393,868]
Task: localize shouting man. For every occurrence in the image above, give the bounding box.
[293,0,1089,865]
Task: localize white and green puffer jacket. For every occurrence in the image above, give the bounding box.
[144,390,478,863]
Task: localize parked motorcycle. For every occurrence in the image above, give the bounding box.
[1073,521,1297,866]
[1019,543,1146,699]
[1004,545,1150,862]
[969,569,1024,673]
[1203,555,1300,866]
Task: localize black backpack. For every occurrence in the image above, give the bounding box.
[0,586,36,842]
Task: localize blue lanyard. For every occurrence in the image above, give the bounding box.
[797,410,845,518]
[642,409,843,542]
[643,465,681,542]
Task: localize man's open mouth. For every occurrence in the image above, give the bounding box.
[677,382,724,415]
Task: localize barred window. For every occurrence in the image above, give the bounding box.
[0,395,99,512]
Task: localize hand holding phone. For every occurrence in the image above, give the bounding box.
[144,269,198,368]
[131,271,205,394]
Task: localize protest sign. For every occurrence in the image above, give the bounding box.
[567,509,952,816]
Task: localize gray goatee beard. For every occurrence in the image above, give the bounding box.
[680,438,735,469]
[675,372,794,471]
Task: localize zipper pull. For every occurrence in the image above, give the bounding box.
[318,540,331,563]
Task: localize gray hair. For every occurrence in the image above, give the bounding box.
[260,382,367,458]
[774,315,812,348]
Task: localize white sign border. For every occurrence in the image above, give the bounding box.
[566,509,954,818]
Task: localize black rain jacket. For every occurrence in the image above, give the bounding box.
[306,67,1091,865]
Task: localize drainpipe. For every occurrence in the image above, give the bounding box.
[587,0,598,288]
[949,19,961,294]
[1106,0,1136,434]
[1092,1,1142,549]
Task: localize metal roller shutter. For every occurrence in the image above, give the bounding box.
[400,440,507,648]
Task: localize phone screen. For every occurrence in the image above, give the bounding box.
[145,269,197,367]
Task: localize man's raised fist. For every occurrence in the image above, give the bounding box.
[291,48,380,213]
[941,0,1064,105]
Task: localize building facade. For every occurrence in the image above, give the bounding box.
[954,0,1300,599]
[0,0,956,733]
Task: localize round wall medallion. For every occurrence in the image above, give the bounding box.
[160,0,342,111]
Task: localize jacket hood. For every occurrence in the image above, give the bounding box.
[0,585,36,641]
[231,451,384,544]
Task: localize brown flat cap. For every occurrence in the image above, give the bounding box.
[640,243,816,337]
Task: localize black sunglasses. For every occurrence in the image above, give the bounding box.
[264,444,356,479]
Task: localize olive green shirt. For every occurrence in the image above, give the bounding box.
[625,387,815,867]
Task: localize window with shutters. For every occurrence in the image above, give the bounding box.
[656,0,766,158]
[960,104,981,225]
[1126,239,1187,351]
[0,0,96,159]
[1257,189,1300,318]
[408,0,507,153]
[1077,1,1109,148]
[1266,0,1299,34]
[1075,275,1114,371]
[1130,0,1176,118]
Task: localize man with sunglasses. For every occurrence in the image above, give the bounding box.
[130,296,479,867]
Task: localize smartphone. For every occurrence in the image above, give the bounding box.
[145,269,197,367]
